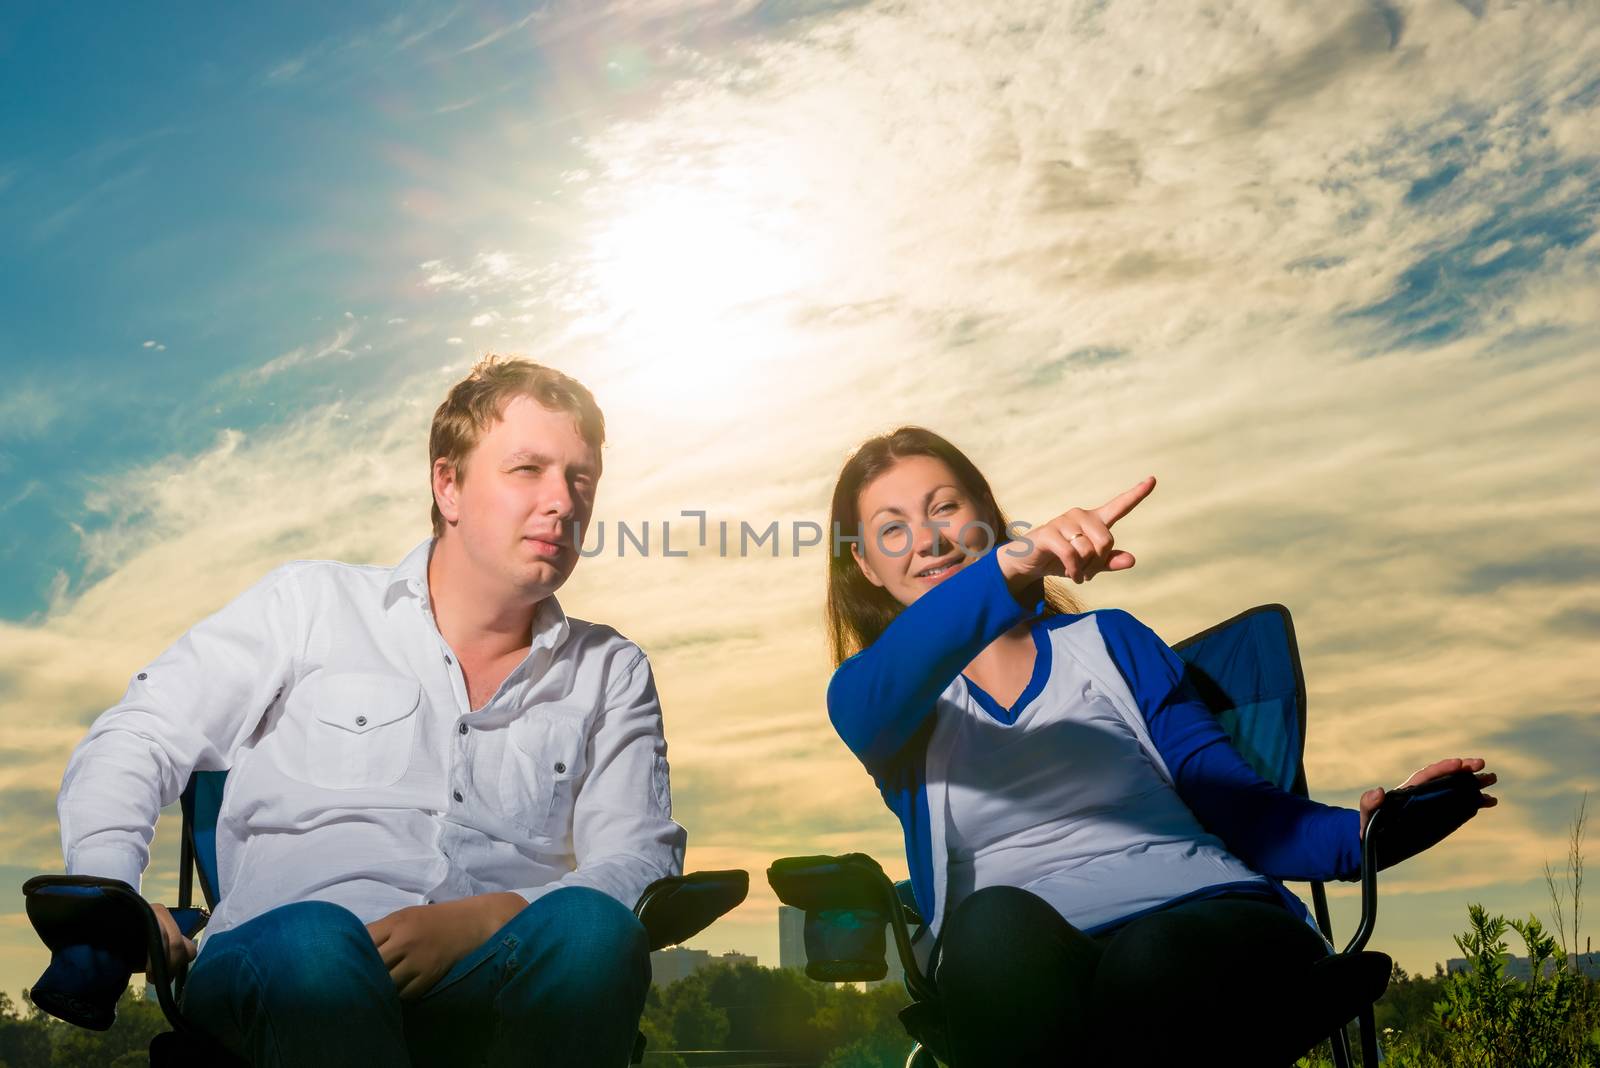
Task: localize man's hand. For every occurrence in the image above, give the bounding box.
[998,476,1156,587]
[145,902,197,975]
[367,892,527,999]
[1358,756,1499,839]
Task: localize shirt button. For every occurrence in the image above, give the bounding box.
[137,672,148,680]
[553,761,566,774]
[444,654,453,665]
[355,715,368,727]
[453,790,464,802]
[458,723,468,735]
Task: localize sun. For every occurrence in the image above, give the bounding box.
[571,173,823,415]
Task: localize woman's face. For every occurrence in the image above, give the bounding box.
[852,454,997,608]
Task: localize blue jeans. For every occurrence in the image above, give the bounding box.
[182,887,650,1067]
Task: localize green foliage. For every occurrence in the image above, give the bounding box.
[821,1034,910,1068]
[637,989,688,1067]
[1430,907,1599,1068]
[811,986,911,1066]
[0,992,52,1068]
[1297,911,1600,1068]
[637,963,911,1065]
[658,975,731,1050]
[0,986,169,1068]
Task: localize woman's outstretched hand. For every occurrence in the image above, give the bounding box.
[1358,757,1499,839]
[997,476,1157,587]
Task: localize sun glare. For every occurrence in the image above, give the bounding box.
[574,175,822,415]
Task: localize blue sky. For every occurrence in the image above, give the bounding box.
[2,3,606,615]
[2,0,1598,997]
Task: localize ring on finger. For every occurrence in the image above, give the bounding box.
[1068,531,1090,545]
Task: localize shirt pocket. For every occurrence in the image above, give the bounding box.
[498,710,587,842]
[299,672,421,790]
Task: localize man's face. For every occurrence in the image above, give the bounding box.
[438,394,600,602]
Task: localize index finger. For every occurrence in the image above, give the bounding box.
[1094,476,1157,527]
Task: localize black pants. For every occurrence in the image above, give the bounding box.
[934,885,1331,1067]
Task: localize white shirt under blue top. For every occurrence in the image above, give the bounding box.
[827,545,1361,939]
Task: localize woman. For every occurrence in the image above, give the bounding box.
[824,426,1497,1066]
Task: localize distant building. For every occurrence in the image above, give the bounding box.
[649,946,759,987]
[651,946,711,987]
[779,905,807,972]
[1446,951,1600,981]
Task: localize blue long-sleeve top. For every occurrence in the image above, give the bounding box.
[827,545,1361,929]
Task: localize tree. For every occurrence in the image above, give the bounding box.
[1,992,51,1068]
[659,975,730,1050]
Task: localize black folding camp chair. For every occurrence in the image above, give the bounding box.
[25,769,749,1066]
[767,604,1484,1067]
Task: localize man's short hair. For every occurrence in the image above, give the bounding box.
[429,355,607,537]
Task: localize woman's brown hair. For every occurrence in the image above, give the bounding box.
[825,426,1080,666]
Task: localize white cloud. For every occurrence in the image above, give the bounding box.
[0,386,63,442]
[1,479,40,513]
[420,251,549,294]
[32,164,149,241]
[432,96,482,115]
[454,8,546,56]
[247,325,360,381]
[264,56,308,84]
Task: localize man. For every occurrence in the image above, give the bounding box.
[56,356,685,1066]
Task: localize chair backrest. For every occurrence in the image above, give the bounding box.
[1171,603,1309,798]
[179,770,228,910]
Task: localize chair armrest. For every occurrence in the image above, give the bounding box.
[21,874,195,1033]
[1343,769,1486,953]
[632,869,749,952]
[766,854,935,1001]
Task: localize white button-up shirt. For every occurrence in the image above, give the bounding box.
[57,538,686,940]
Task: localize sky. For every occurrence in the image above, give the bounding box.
[1,0,1597,1000]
